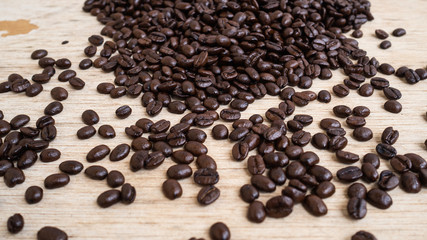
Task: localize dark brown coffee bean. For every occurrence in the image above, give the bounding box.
[10,114,30,129]
[303,194,327,216]
[146,101,163,116]
[44,173,70,189]
[311,133,329,149]
[390,155,412,173]
[383,87,402,100]
[97,189,121,208]
[25,186,43,204]
[209,222,230,240]
[81,110,99,125]
[405,69,421,84]
[44,102,63,116]
[4,167,25,187]
[97,82,114,94]
[333,105,352,118]
[109,144,130,161]
[362,163,379,182]
[367,188,392,209]
[375,29,389,39]
[337,166,363,182]
[194,168,219,186]
[31,49,48,59]
[50,87,68,101]
[95,125,115,139]
[317,90,331,103]
[58,70,76,82]
[88,34,104,46]
[363,153,380,169]
[419,169,427,187]
[84,45,97,57]
[40,148,61,162]
[69,77,85,89]
[400,171,421,193]
[79,58,92,70]
[286,161,306,179]
[247,201,266,223]
[315,181,335,198]
[106,170,125,188]
[185,141,207,156]
[347,197,367,219]
[332,84,349,97]
[240,184,259,203]
[251,175,276,192]
[167,164,192,180]
[59,161,83,175]
[379,40,391,50]
[265,195,294,218]
[348,183,367,199]
[378,63,395,75]
[196,154,217,170]
[376,143,397,159]
[197,185,220,205]
[55,58,71,69]
[211,124,228,140]
[291,130,311,146]
[353,127,373,141]
[346,116,366,128]
[247,155,265,175]
[7,213,24,234]
[76,125,96,139]
[115,105,132,119]
[336,150,359,163]
[85,165,108,180]
[392,28,406,37]
[352,29,363,38]
[328,136,348,151]
[220,109,241,122]
[378,170,399,191]
[319,118,341,130]
[162,179,182,200]
[405,153,427,172]
[121,183,136,204]
[38,57,55,68]
[352,106,370,117]
[26,83,43,97]
[381,127,399,145]
[86,144,110,162]
[358,83,374,96]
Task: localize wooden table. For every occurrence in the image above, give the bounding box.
[0,0,426,239]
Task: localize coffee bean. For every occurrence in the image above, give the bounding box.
[392,28,406,37]
[366,188,392,209]
[286,161,306,179]
[86,144,110,162]
[381,127,399,145]
[98,125,115,138]
[121,183,136,204]
[7,214,24,234]
[347,197,367,219]
[240,184,259,203]
[311,133,329,149]
[85,165,108,180]
[379,40,391,49]
[97,82,114,94]
[319,118,341,130]
[88,34,104,46]
[395,66,409,77]
[69,77,85,89]
[336,150,359,163]
[162,179,182,200]
[97,189,121,208]
[384,100,402,113]
[194,168,219,186]
[370,77,389,89]
[196,155,217,170]
[146,101,163,116]
[185,141,207,156]
[76,125,96,139]
[106,170,125,188]
[251,175,276,192]
[315,181,335,198]
[59,160,83,175]
[353,127,373,141]
[43,101,63,116]
[115,105,132,119]
[299,152,319,167]
[58,70,76,82]
[44,173,70,189]
[25,83,43,97]
[317,90,331,103]
[362,153,380,169]
[25,185,43,204]
[333,105,352,118]
[79,59,93,69]
[351,231,377,240]
[375,29,389,39]
[291,130,311,146]
[306,165,331,183]
[346,116,366,128]
[332,84,349,97]
[328,136,348,151]
[400,171,421,193]
[209,222,230,240]
[405,153,427,172]
[81,110,99,125]
[303,194,327,216]
[390,155,412,173]
[352,106,370,117]
[247,201,266,223]
[337,166,363,182]
[31,49,48,59]
[376,143,397,159]
[419,169,427,187]
[362,163,379,182]
[378,170,399,191]
[352,29,363,38]
[265,195,294,218]
[212,124,228,140]
[378,63,395,75]
[144,151,165,169]
[109,144,130,161]
[167,164,192,180]
[40,148,61,162]
[50,87,68,101]
[284,145,303,159]
[10,114,30,129]
[220,109,241,122]
[197,185,220,205]
[348,183,367,199]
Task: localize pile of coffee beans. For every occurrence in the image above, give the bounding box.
[0,0,426,239]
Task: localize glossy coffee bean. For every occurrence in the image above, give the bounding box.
[303,194,327,216]
[82,110,99,125]
[97,189,121,208]
[265,195,294,218]
[347,197,367,219]
[109,144,130,161]
[367,188,392,209]
[7,214,24,234]
[44,173,70,189]
[25,186,43,204]
[59,161,83,175]
[85,165,108,180]
[209,222,230,240]
[86,145,110,162]
[77,125,96,139]
[240,184,259,203]
[247,201,266,223]
[347,183,367,199]
[197,185,220,205]
[121,183,136,204]
[351,231,377,240]
[162,179,182,200]
[4,167,25,187]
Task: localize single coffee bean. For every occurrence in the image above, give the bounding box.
[384,100,402,113]
[107,170,125,188]
[196,154,217,170]
[162,179,182,200]
[69,77,85,89]
[375,29,389,39]
[220,109,241,122]
[400,171,421,193]
[337,166,363,182]
[362,163,379,182]
[332,84,349,97]
[315,181,335,198]
[146,101,163,116]
[44,102,63,116]
[333,105,352,118]
[59,160,83,175]
[85,165,108,180]
[39,125,57,142]
[251,175,276,192]
[98,125,115,138]
[40,148,61,162]
[317,90,331,103]
[348,183,367,199]
[37,226,68,240]
[328,136,348,151]
[247,155,266,175]
[390,155,412,173]
[319,118,341,130]
[336,150,359,163]
[395,66,409,77]
[352,29,363,38]
[185,141,207,156]
[44,173,70,189]
[291,130,311,146]
[240,184,259,203]
[144,151,165,169]
[26,83,43,97]
[419,169,427,187]
[376,143,397,159]
[381,127,399,145]
[378,63,395,75]
[97,189,121,208]
[194,168,219,185]
[186,129,207,143]
[50,87,68,101]
[366,188,392,209]
[212,124,229,140]
[109,143,130,161]
[82,110,99,125]
[346,116,366,128]
[353,106,370,117]
[167,164,193,180]
[358,83,374,96]
[311,133,329,149]
[347,197,367,219]
[286,161,306,179]
[121,183,136,204]
[405,153,427,172]
[405,69,421,84]
[116,105,132,119]
[265,195,294,218]
[197,185,220,205]
[353,127,373,141]
[88,34,104,46]
[31,49,48,59]
[129,150,148,171]
[370,77,390,89]
[86,144,110,162]
[363,153,380,169]
[269,167,287,185]
[25,185,43,204]
[97,82,114,94]
[58,70,76,82]
[79,58,93,69]
[171,150,194,164]
[378,170,400,191]
[7,213,24,234]
[351,231,377,240]
[379,40,391,49]
[55,58,71,69]
[209,222,230,240]
[392,28,406,37]
[247,201,266,223]
[10,114,30,129]
[303,194,327,216]
[77,125,96,139]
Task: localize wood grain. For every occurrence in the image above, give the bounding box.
[0,0,426,239]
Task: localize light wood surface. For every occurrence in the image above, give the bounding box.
[0,0,426,239]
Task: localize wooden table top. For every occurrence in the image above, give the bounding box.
[0,0,426,239]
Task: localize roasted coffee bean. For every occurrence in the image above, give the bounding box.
[10,115,30,129]
[384,100,402,113]
[106,170,125,188]
[291,130,311,146]
[328,136,348,151]
[97,189,121,208]
[353,127,373,141]
[247,155,266,175]
[194,168,219,185]
[79,59,92,69]
[55,58,71,69]
[97,82,114,94]
[26,83,43,97]
[286,161,306,179]
[376,143,397,159]
[287,120,303,132]
[229,127,250,141]
[196,155,217,170]
[212,124,228,140]
[85,165,108,180]
[405,153,427,172]
[284,145,303,160]
[98,125,115,138]
[378,170,399,191]
[419,169,427,187]
[44,173,70,189]
[400,171,421,193]
[326,127,346,137]
[333,105,352,118]
[82,110,99,125]
[299,152,319,168]
[184,141,207,156]
[40,148,61,162]
[50,87,68,101]
[77,125,96,139]
[348,183,367,199]
[346,116,366,128]
[315,181,335,198]
[4,168,25,187]
[367,188,392,209]
[362,163,379,182]
[337,166,363,182]
[84,45,97,57]
[404,69,421,84]
[31,49,48,59]
[25,186,43,204]
[58,70,76,82]
[293,115,313,126]
[88,34,104,46]
[317,90,331,103]
[121,183,136,204]
[240,184,259,203]
[265,195,294,218]
[347,197,367,219]
[18,150,38,169]
[251,175,276,192]
[171,150,193,164]
[303,194,327,216]
[390,155,412,173]
[69,77,85,89]
[379,40,391,49]
[115,105,132,119]
[38,57,55,68]
[86,144,110,162]
[332,84,349,97]
[357,83,373,97]
[395,66,409,77]
[352,29,363,38]
[363,153,380,169]
[7,214,24,234]
[167,164,192,180]
[375,29,389,39]
[247,201,266,223]
[282,180,307,204]
[59,161,83,175]
[378,63,395,75]
[351,231,377,240]
[125,125,143,138]
[162,179,182,200]
[197,185,220,205]
[109,144,130,161]
[311,133,329,149]
[381,127,399,145]
[146,101,163,116]
[416,68,427,80]
[370,77,389,89]
[336,150,359,164]
[209,222,230,240]
[220,109,241,122]
[269,167,287,185]
[392,28,406,37]
[352,106,370,117]
[319,118,341,130]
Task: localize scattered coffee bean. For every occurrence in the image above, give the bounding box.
[162,179,182,200]
[85,165,108,180]
[77,125,96,139]
[379,40,391,49]
[333,105,352,118]
[212,124,229,140]
[97,189,121,208]
[375,29,389,39]
[352,30,363,38]
[50,87,68,101]
[337,166,363,182]
[7,213,24,234]
[240,184,259,203]
[115,105,132,119]
[347,197,367,219]
[384,100,402,113]
[69,77,85,89]
[107,170,125,188]
[400,171,421,193]
[86,144,110,162]
[25,185,43,204]
[4,167,25,187]
[376,143,397,159]
[209,222,230,240]
[348,183,367,199]
[31,49,48,59]
[392,28,406,37]
[303,194,327,216]
[197,185,220,205]
[59,160,83,175]
[247,201,266,223]
[121,183,136,204]
[367,188,392,209]
[82,110,99,125]
[44,173,70,189]
[109,144,130,161]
